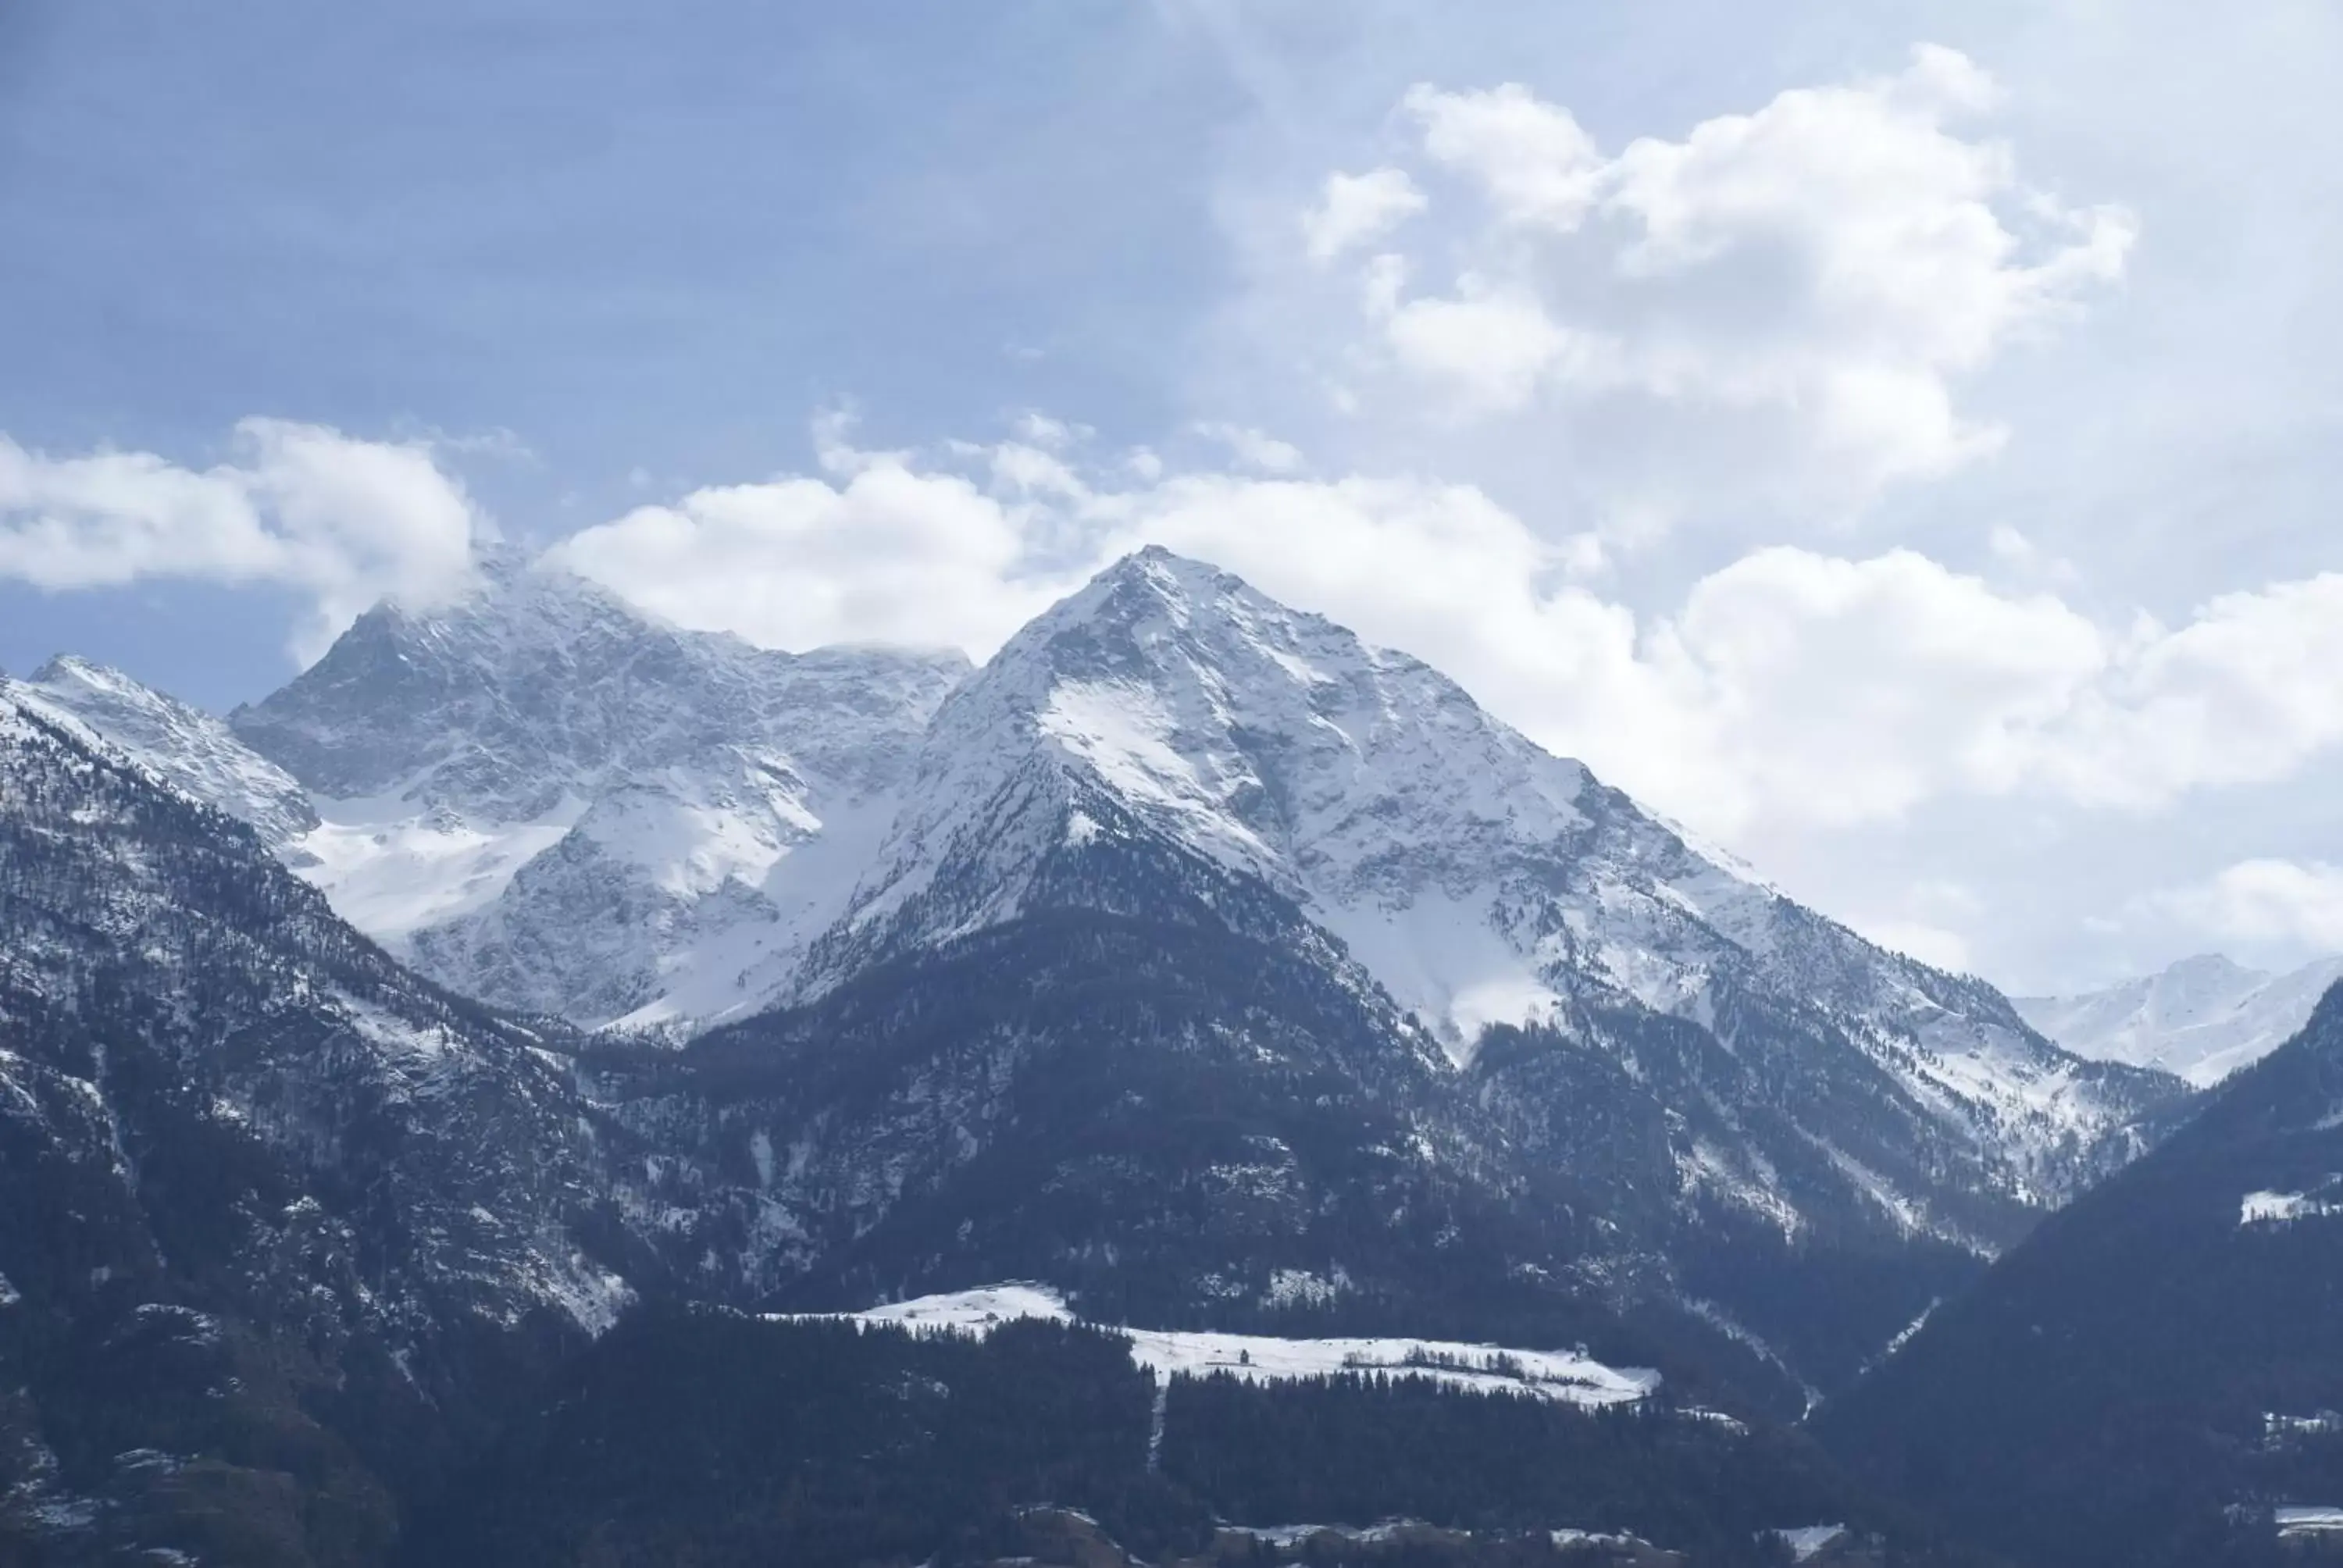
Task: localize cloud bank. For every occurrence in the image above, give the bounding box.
[551,423,2343,850]
[1259,45,2135,532]
[0,419,483,659]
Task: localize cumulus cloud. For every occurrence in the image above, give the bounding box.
[0,419,483,660]
[1371,273,1597,414]
[2149,860,2343,952]
[1403,81,1603,229]
[1300,168,1427,262]
[1304,45,2135,520]
[549,428,2343,844]
[547,452,1086,654]
[2040,575,2343,807]
[1644,548,2108,827]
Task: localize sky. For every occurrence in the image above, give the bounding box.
[3,0,2341,994]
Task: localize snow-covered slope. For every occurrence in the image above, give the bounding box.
[805,547,2177,1224]
[14,654,319,853]
[0,675,633,1338]
[779,1283,1660,1407]
[2017,953,2343,1087]
[220,555,970,1028]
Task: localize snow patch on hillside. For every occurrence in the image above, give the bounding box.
[2242,1184,2343,1227]
[776,1284,1658,1407]
[1038,678,1276,873]
[1772,1524,1849,1560]
[15,656,319,852]
[2278,1507,2343,1538]
[1315,890,1562,1061]
[299,793,583,943]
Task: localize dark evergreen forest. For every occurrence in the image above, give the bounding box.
[405,1310,1988,1568]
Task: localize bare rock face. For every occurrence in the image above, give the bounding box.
[203,554,969,1030]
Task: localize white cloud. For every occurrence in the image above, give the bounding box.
[1403,82,1603,229]
[1646,547,2109,827]
[1191,422,1304,472]
[1307,46,2134,519]
[2042,576,2343,806]
[17,407,2320,948]
[1372,276,1596,414]
[0,419,482,660]
[2150,860,2343,952]
[547,451,1086,654]
[1300,168,1426,262]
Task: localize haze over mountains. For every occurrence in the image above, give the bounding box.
[2017,953,2343,1088]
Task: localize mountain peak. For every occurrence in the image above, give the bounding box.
[1049,543,1249,630]
[215,558,970,1027]
[27,651,178,712]
[2161,951,2266,986]
[30,650,111,684]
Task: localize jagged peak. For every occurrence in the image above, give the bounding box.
[1065,543,1307,618]
[295,547,972,687]
[991,546,1439,702]
[30,650,109,683]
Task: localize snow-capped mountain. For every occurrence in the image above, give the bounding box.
[212,554,969,1028]
[20,548,2181,1303]
[802,546,1601,1037]
[2016,953,2343,1087]
[27,547,2176,1215]
[806,548,2178,1221]
[513,546,2185,1413]
[12,548,2191,1384]
[2,544,2219,1562]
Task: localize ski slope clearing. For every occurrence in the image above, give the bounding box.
[777,1284,1659,1408]
[2240,1181,2343,1226]
[2279,1507,2343,1539]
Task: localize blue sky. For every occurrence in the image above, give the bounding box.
[5,0,2343,990]
[1,2,1231,633]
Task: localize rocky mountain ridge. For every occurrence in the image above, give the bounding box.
[0,549,2205,1563]
[11,550,2191,1388]
[30,557,971,1032]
